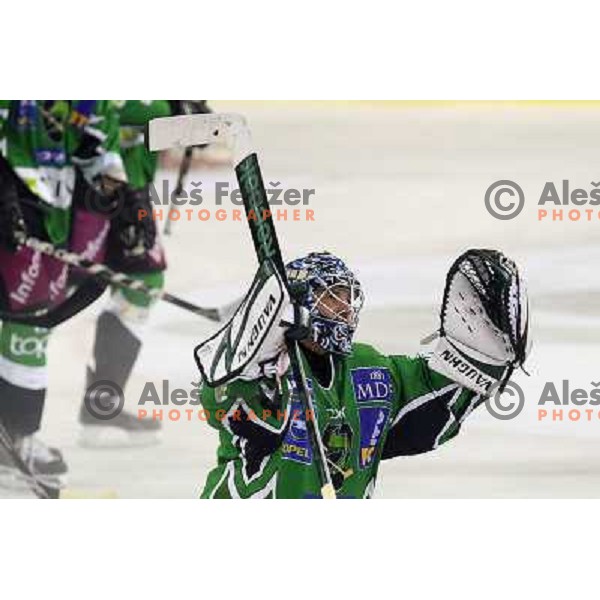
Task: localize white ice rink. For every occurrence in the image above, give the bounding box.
[38,102,600,498]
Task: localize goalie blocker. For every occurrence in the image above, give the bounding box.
[427,249,530,397]
[194,259,309,387]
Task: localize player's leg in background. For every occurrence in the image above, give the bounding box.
[0,198,70,493]
[77,183,166,447]
[0,320,67,487]
[79,271,164,447]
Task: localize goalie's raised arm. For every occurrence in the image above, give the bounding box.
[382,249,531,459]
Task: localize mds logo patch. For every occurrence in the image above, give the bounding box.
[350,368,393,404]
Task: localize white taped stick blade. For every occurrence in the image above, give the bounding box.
[148,114,222,150]
[147,113,252,163]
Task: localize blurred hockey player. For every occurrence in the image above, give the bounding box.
[79,100,212,447]
[195,249,530,498]
[0,101,215,492]
[0,100,140,489]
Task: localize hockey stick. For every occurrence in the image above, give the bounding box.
[164,146,193,236]
[0,419,55,499]
[13,234,228,322]
[148,114,336,499]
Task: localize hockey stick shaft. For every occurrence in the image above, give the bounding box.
[236,155,336,499]
[16,235,222,322]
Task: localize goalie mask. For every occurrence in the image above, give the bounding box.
[428,249,530,396]
[286,252,364,356]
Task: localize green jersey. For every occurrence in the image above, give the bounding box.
[199,342,479,499]
[0,100,123,244]
[114,101,173,189]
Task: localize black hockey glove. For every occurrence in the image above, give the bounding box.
[114,185,156,258]
[0,177,27,253]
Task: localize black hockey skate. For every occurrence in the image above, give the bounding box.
[79,370,161,448]
[79,403,162,448]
